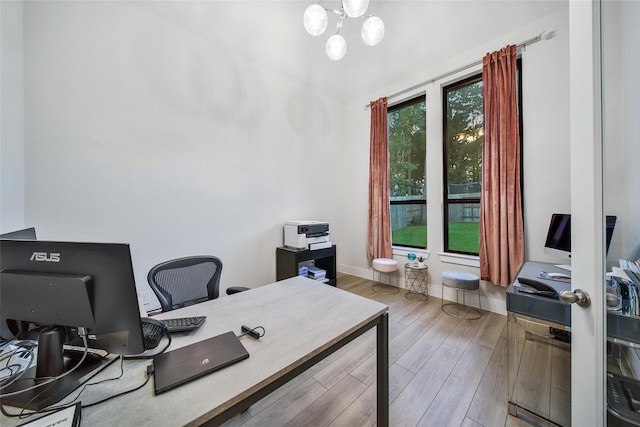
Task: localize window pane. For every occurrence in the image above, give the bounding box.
[446,202,480,253]
[445,80,483,195]
[388,96,426,248]
[389,100,426,198]
[391,203,426,247]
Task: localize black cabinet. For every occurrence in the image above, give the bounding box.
[276,246,337,286]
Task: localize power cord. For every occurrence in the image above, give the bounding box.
[81,364,154,409]
[0,329,91,420]
[125,318,171,360]
[1,321,164,420]
[2,356,154,420]
[238,325,265,340]
[0,340,35,390]
[0,329,89,400]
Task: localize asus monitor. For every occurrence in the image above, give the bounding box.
[0,239,145,410]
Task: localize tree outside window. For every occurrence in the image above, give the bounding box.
[388,96,427,248]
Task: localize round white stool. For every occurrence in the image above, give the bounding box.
[441,271,482,319]
[372,258,399,294]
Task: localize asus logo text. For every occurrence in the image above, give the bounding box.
[30,252,61,262]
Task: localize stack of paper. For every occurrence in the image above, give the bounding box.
[307,267,326,281]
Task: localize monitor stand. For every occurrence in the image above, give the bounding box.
[1,352,117,411]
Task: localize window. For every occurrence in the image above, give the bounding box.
[388,95,427,248]
[443,75,483,255]
[443,61,522,255]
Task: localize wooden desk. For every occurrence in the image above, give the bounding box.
[1,276,389,426]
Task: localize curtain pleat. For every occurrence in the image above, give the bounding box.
[367,97,393,260]
[479,45,524,286]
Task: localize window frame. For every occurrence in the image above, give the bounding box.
[388,94,427,250]
[442,74,483,255]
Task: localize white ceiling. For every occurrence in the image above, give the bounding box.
[131,0,567,103]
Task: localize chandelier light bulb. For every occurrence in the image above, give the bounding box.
[342,0,369,18]
[326,34,347,60]
[303,4,328,36]
[304,1,384,59]
[361,15,384,46]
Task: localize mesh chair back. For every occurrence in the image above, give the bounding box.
[147,256,222,312]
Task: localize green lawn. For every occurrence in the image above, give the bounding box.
[447,222,480,253]
[392,222,479,253]
[392,225,427,248]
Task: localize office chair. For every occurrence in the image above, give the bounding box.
[147,256,223,312]
[226,286,249,295]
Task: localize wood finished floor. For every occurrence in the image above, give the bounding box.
[222,273,536,427]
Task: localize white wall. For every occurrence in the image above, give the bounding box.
[0,1,25,233]
[339,7,571,313]
[21,1,345,310]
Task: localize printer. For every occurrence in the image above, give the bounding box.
[284,221,331,250]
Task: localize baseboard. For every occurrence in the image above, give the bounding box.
[339,264,375,281]
[337,263,507,316]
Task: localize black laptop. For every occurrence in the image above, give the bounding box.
[153,331,249,395]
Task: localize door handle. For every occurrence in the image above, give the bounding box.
[559,289,591,308]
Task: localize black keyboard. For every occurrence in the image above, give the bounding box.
[161,316,206,333]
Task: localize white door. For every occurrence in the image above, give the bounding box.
[570,1,639,425]
[569,1,606,425]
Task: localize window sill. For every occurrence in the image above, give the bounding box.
[392,247,430,260]
[438,252,480,268]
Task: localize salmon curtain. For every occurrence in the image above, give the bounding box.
[479,45,524,286]
[367,97,393,260]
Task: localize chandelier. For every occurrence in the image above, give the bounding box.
[303,0,385,61]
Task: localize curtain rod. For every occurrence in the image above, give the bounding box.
[365,31,549,109]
